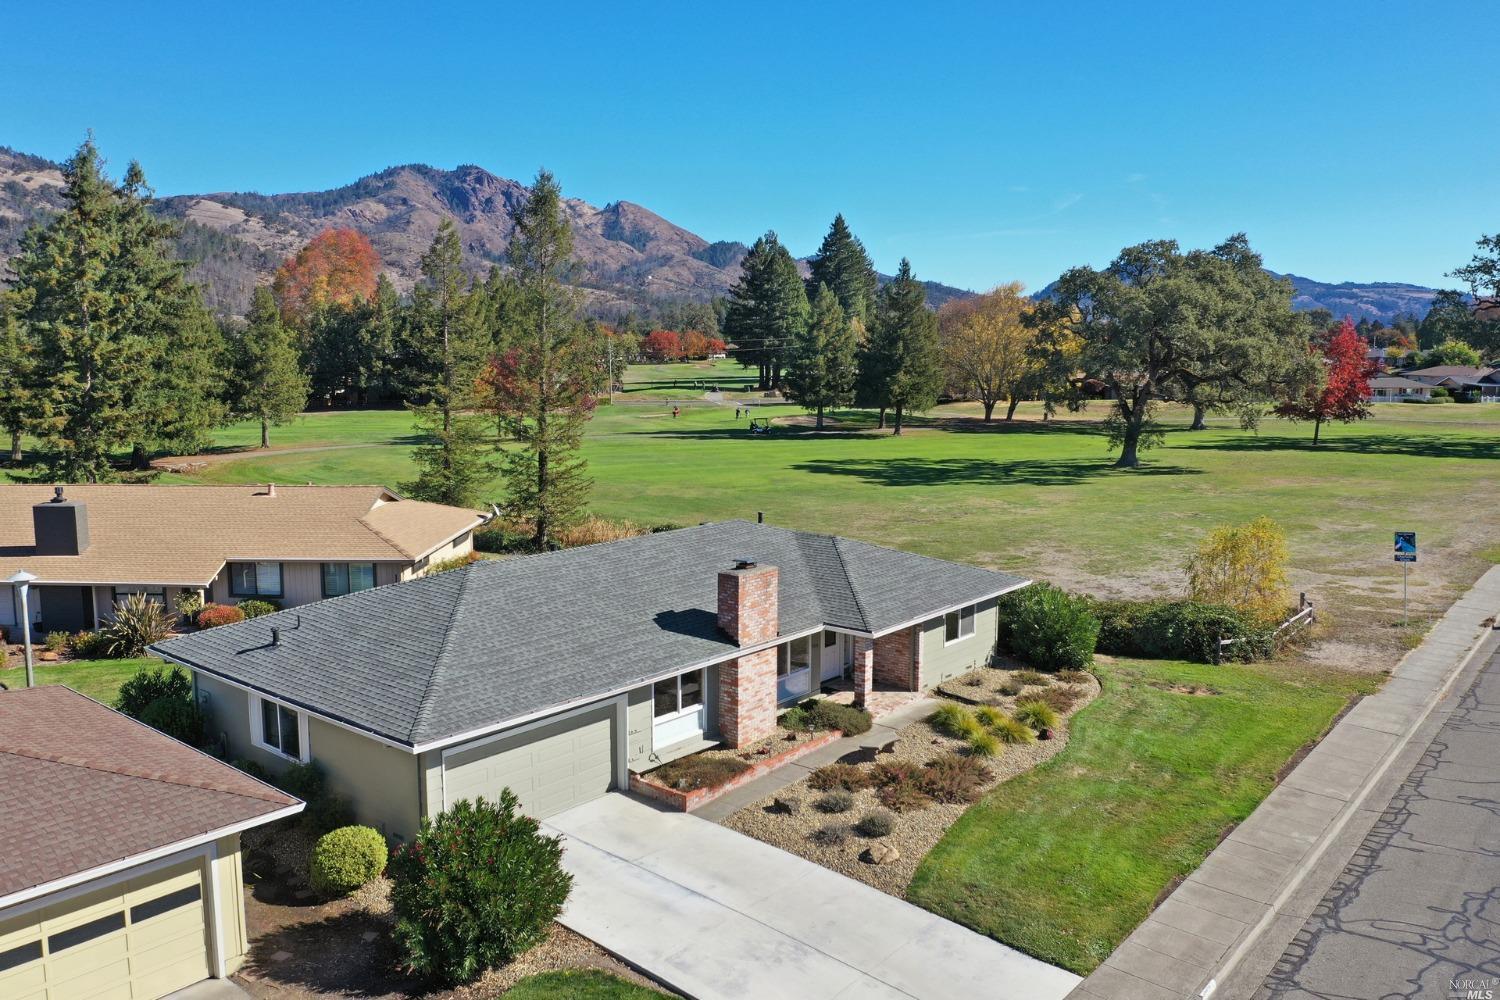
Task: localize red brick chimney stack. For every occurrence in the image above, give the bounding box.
[717,560,779,646]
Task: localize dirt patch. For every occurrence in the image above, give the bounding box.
[721,673,1100,897]
[236,831,672,998]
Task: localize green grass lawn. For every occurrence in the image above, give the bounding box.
[0,656,160,703]
[907,656,1380,973]
[504,969,666,999]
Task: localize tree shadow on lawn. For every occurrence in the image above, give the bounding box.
[791,457,1203,488]
[1174,432,1500,462]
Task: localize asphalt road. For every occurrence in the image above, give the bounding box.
[1257,649,1500,1000]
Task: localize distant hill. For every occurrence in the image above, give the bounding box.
[0,147,974,319]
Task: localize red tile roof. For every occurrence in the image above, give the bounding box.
[0,686,300,901]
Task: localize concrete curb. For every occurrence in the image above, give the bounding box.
[1068,567,1500,1000]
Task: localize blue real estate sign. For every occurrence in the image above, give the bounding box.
[1394,531,1417,562]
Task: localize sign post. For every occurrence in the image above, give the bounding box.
[1394,531,1416,624]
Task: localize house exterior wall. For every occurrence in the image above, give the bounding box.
[209,561,408,609]
[919,597,1000,686]
[399,531,475,581]
[213,833,249,973]
[193,672,421,841]
[626,683,652,769]
[718,648,777,747]
[874,627,918,690]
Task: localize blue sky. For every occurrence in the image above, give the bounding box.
[7,1,1496,292]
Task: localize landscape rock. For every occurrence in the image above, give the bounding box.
[861,843,900,865]
[774,796,802,815]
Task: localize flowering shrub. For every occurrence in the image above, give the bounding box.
[389,791,571,986]
[196,604,246,628]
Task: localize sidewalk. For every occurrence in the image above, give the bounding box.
[691,697,939,822]
[1069,566,1500,1000]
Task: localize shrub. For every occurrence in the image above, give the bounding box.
[778,704,813,732]
[966,730,1001,758]
[390,793,571,987]
[647,755,750,791]
[922,753,993,803]
[305,794,356,836]
[474,523,534,554]
[556,517,648,548]
[855,810,896,838]
[877,780,933,813]
[197,603,246,628]
[174,590,205,621]
[117,666,202,744]
[808,763,871,792]
[309,825,388,897]
[236,599,280,619]
[814,791,855,814]
[973,704,1008,728]
[1186,516,1290,623]
[1012,669,1049,687]
[998,680,1023,697]
[1057,669,1090,685]
[45,630,70,653]
[807,700,872,736]
[1036,686,1080,714]
[929,702,973,738]
[809,823,852,846]
[1430,385,1450,398]
[100,594,174,657]
[429,552,481,574]
[69,630,110,658]
[1014,698,1060,733]
[996,583,1100,670]
[990,715,1036,744]
[231,757,270,781]
[870,759,924,787]
[1090,598,1274,663]
[277,760,328,801]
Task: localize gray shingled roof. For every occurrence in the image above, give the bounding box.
[153,521,1027,748]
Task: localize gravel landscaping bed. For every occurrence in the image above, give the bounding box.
[722,669,1100,898]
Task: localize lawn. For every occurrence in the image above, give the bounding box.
[0,656,160,703]
[505,970,667,999]
[906,656,1380,973]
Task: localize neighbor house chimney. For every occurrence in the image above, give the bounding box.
[33,486,89,556]
[717,559,778,646]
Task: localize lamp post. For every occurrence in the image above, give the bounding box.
[7,570,37,688]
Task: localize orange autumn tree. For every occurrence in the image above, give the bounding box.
[271,228,382,327]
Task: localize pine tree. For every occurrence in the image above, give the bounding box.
[484,170,598,550]
[783,284,858,429]
[231,287,309,448]
[401,219,493,507]
[864,259,942,435]
[722,233,809,389]
[10,140,148,481]
[0,295,36,464]
[806,215,878,324]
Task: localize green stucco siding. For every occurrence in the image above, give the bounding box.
[920,597,1000,686]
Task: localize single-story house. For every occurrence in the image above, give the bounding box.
[1364,376,1432,402]
[1402,365,1500,401]
[0,686,301,998]
[0,484,487,634]
[152,521,1029,836]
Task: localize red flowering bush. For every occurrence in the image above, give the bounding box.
[196,604,246,628]
[388,791,571,986]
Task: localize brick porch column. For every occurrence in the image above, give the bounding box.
[874,626,919,692]
[851,636,874,709]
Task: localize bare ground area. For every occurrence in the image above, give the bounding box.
[722,670,1100,897]
[234,828,671,999]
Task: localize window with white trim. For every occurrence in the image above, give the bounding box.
[230,561,283,598]
[944,604,976,644]
[251,694,307,761]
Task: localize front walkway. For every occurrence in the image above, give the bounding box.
[546,794,1080,1000]
[1068,566,1500,1000]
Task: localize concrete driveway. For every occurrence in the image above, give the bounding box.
[545,794,1079,1000]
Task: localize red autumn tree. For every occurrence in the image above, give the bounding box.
[271,228,382,327]
[641,329,682,362]
[680,329,710,359]
[705,337,726,355]
[1274,318,1379,444]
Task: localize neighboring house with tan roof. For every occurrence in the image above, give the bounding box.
[1403,365,1500,401]
[0,484,487,634]
[0,686,301,997]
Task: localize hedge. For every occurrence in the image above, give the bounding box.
[1089,598,1274,663]
[995,583,1100,670]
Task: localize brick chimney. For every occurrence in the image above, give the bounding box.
[717,559,778,646]
[33,486,89,556]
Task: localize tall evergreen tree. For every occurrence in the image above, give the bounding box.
[722,232,809,389]
[10,140,151,481]
[862,259,942,435]
[806,215,878,324]
[401,219,493,507]
[783,284,858,429]
[0,294,37,464]
[483,170,598,550]
[231,287,309,448]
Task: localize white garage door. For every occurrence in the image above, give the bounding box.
[0,857,210,1000]
[444,703,617,819]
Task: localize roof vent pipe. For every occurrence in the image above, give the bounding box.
[270,627,281,647]
[51,486,65,503]
[733,558,757,570]
[757,511,764,524]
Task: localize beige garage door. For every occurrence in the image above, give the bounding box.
[445,703,617,818]
[0,857,210,1000]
